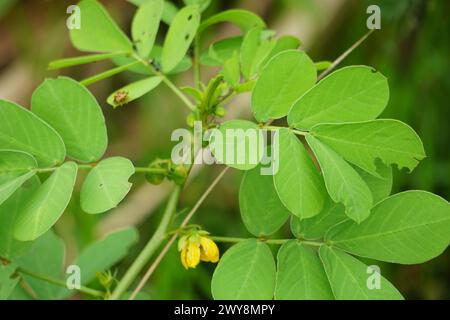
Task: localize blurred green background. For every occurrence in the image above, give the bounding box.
[0,0,448,299]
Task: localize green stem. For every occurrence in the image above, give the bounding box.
[263,125,309,137]
[35,165,166,175]
[193,36,201,88]
[80,60,142,86]
[18,268,105,299]
[210,236,324,247]
[109,186,181,300]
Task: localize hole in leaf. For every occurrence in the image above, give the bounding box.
[371,68,377,73]
[99,184,103,187]
[184,33,190,41]
[187,14,193,21]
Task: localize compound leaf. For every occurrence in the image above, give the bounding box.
[31,77,108,163]
[211,239,276,299]
[80,157,135,214]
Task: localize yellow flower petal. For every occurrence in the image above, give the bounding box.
[186,242,201,268]
[200,237,220,263]
[180,247,189,269]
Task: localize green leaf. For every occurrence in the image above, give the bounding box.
[14,162,78,241]
[355,164,392,203]
[326,191,450,264]
[240,27,276,80]
[310,120,426,177]
[200,36,243,66]
[275,241,333,300]
[315,61,332,71]
[107,76,162,108]
[199,9,265,34]
[239,166,290,237]
[319,246,403,300]
[273,129,325,219]
[161,5,200,73]
[211,239,276,299]
[31,77,108,163]
[306,136,373,223]
[0,176,40,260]
[0,264,19,300]
[183,0,210,12]
[132,0,163,58]
[48,52,128,70]
[128,0,179,25]
[252,50,316,122]
[16,231,65,300]
[80,157,135,214]
[58,228,138,298]
[0,150,37,206]
[209,120,263,171]
[75,228,138,283]
[161,1,178,24]
[70,0,133,53]
[264,35,301,63]
[288,66,389,129]
[291,164,392,240]
[291,199,346,240]
[0,100,66,167]
[221,51,240,88]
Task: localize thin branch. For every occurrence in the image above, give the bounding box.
[132,54,196,111]
[109,186,181,300]
[80,60,142,86]
[18,267,105,299]
[317,29,376,81]
[35,164,166,175]
[129,166,229,300]
[210,236,324,247]
[193,36,201,88]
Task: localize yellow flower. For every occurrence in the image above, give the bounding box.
[180,242,201,269]
[199,236,220,263]
[178,233,220,269]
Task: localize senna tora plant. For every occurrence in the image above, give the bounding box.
[0,0,449,301]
